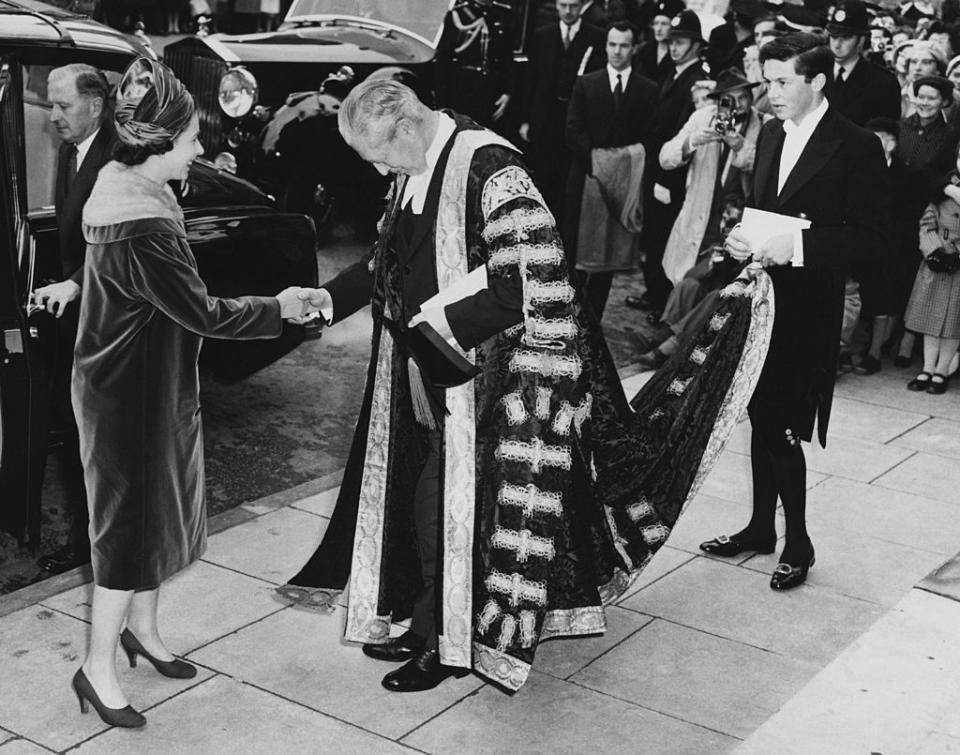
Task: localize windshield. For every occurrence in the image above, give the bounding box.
[284,0,451,47]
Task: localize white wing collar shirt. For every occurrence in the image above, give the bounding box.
[401,111,456,214]
[777,97,829,267]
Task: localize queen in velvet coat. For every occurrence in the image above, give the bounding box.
[74,162,283,590]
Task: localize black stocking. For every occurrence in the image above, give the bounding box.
[734,427,779,544]
[771,445,809,564]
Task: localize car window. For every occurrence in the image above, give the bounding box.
[22,64,122,211]
[285,0,450,47]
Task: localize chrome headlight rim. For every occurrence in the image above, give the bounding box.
[218,66,259,119]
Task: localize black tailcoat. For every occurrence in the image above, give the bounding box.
[823,58,901,127]
[750,106,889,445]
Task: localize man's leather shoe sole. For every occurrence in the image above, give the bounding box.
[699,534,776,558]
[362,630,425,663]
[381,650,470,692]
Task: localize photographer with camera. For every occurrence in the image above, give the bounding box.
[636,68,763,368]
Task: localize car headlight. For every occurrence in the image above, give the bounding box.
[218,67,258,119]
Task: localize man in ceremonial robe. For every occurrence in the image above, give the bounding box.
[282,77,774,694]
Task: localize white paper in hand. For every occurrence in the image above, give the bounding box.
[739,208,810,252]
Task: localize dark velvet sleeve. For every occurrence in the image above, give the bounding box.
[128,232,281,339]
[321,251,375,324]
[446,268,523,350]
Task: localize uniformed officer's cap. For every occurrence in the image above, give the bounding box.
[667,10,707,44]
[826,0,871,36]
[651,0,684,21]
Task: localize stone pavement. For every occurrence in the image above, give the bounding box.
[2,365,960,754]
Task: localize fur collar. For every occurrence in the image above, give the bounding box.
[83,161,183,228]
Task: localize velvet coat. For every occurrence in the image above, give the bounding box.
[73,163,282,590]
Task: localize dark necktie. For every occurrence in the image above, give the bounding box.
[835,66,845,86]
[563,23,572,50]
[64,144,78,197]
[613,73,623,112]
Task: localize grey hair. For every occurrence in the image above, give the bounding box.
[338,78,425,141]
[49,63,112,121]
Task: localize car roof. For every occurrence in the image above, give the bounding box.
[0,0,146,57]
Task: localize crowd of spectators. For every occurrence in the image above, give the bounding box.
[515,0,960,395]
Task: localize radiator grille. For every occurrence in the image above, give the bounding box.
[165,49,228,155]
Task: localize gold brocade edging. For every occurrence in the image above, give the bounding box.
[344,329,395,644]
[539,605,607,641]
[473,643,531,691]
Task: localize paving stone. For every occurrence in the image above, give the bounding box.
[827,396,928,443]
[740,520,947,607]
[534,606,653,680]
[73,675,415,755]
[0,741,53,754]
[187,606,483,740]
[833,369,960,421]
[0,606,211,752]
[873,452,960,507]
[290,486,339,518]
[620,557,883,665]
[888,417,960,460]
[917,733,960,754]
[202,506,329,585]
[806,477,960,555]
[401,669,737,754]
[573,619,819,739]
[738,590,960,755]
[42,561,285,654]
[804,434,913,482]
[614,546,695,604]
[665,494,782,562]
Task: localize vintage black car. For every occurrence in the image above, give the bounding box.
[164,0,533,231]
[0,0,319,546]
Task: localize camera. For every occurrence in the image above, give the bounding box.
[714,94,736,135]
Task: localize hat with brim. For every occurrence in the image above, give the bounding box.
[730,0,767,19]
[649,0,685,21]
[913,74,954,105]
[707,67,763,98]
[864,116,899,138]
[667,10,707,44]
[825,0,871,35]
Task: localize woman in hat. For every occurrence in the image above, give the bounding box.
[70,57,306,727]
[894,75,960,367]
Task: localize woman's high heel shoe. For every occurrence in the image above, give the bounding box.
[71,668,146,728]
[120,629,197,679]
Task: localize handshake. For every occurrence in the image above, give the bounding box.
[275,287,333,323]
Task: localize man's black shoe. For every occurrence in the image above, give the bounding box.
[37,545,89,575]
[362,630,425,663]
[624,294,652,310]
[770,544,815,591]
[381,649,470,692]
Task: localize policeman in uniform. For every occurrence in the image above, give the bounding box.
[435,0,517,132]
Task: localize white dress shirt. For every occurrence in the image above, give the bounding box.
[401,111,455,215]
[777,98,830,266]
[607,64,631,92]
[560,17,581,43]
[833,56,859,83]
[75,127,100,171]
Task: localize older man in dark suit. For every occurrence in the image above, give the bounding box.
[700,33,888,590]
[34,64,117,575]
[565,20,659,316]
[519,0,605,223]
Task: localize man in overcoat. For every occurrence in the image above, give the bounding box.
[699,33,889,590]
[34,64,117,575]
[519,0,605,223]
